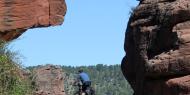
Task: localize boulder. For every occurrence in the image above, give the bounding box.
[33,65,65,95]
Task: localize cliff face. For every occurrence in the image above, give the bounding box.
[121,0,190,95]
[33,65,65,95]
[0,0,66,41]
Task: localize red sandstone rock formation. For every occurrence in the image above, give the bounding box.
[121,0,190,95]
[0,0,67,41]
[33,65,65,95]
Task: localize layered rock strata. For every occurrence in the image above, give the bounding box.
[121,0,190,95]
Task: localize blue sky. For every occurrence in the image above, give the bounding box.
[10,0,139,67]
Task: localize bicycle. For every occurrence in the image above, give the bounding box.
[73,81,95,95]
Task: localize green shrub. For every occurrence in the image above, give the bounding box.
[0,41,32,95]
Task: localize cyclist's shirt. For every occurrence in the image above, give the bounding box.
[78,72,90,83]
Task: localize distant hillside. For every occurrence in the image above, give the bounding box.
[62,64,133,95]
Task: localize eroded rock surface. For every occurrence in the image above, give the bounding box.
[121,0,190,95]
[0,0,67,41]
[33,65,65,95]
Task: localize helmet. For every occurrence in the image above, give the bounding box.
[78,69,83,73]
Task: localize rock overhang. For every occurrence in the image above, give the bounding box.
[0,0,67,41]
